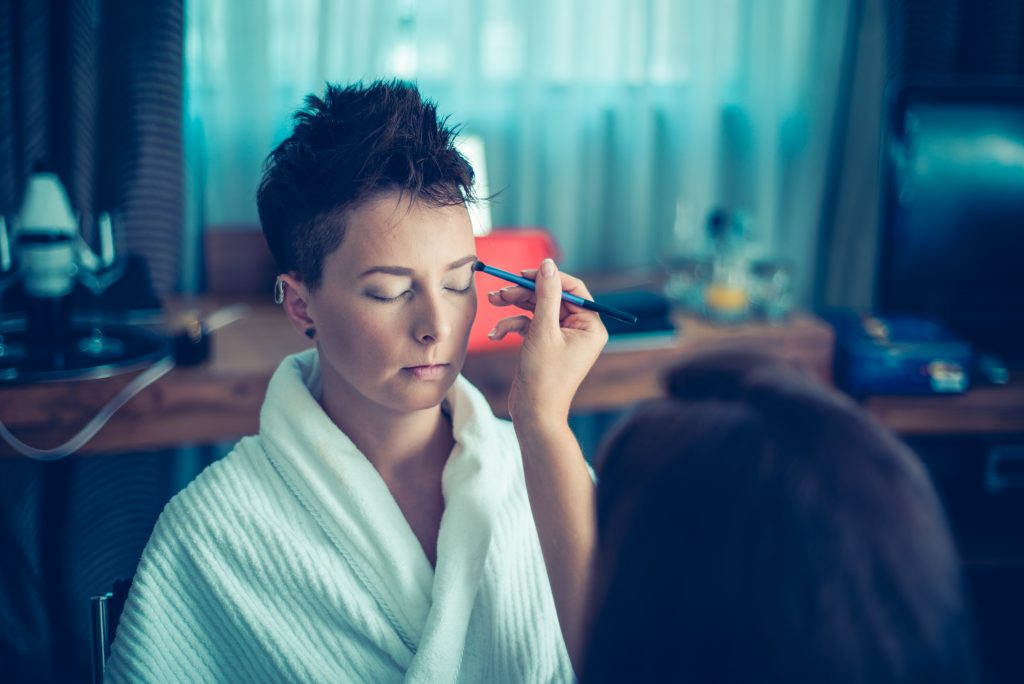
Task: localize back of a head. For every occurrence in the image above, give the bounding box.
[256,80,475,291]
[584,351,975,684]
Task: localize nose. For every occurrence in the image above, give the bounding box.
[413,291,452,345]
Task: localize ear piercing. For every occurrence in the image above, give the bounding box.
[274,278,313,339]
[275,279,313,339]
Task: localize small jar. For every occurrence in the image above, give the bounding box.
[703,209,749,322]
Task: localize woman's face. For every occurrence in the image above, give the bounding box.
[301,192,478,414]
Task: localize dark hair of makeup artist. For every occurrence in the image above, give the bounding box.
[584,351,976,684]
[257,80,475,291]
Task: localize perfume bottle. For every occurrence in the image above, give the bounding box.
[703,209,749,322]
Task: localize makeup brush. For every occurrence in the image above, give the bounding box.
[474,260,638,325]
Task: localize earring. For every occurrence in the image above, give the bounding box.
[304,328,316,339]
[273,277,286,305]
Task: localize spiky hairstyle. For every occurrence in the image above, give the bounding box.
[257,80,475,289]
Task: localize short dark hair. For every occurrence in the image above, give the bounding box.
[256,80,475,290]
[584,351,976,684]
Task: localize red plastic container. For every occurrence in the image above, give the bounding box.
[469,228,559,352]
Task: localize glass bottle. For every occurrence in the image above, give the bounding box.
[703,209,749,322]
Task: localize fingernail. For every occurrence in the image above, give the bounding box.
[487,327,497,338]
[488,290,499,297]
[541,259,556,278]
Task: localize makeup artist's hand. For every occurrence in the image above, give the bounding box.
[488,258,604,672]
[488,258,608,427]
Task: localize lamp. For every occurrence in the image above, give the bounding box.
[455,135,492,237]
[13,172,79,348]
[0,172,169,384]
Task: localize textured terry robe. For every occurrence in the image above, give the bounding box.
[105,349,574,683]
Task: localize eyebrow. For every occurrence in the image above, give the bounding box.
[358,254,477,278]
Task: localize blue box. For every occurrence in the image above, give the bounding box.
[829,312,973,396]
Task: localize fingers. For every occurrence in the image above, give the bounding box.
[483,261,597,322]
[520,268,595,300]
[487,286,537,311]
[531,259,563,328]
[488,314,531,341]
[485,269,590,305]
[487,275,589,314]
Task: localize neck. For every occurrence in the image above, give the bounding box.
[319,377,453,478]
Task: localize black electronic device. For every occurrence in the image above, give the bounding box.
[595,289,678,351]
[878,81,1024,363]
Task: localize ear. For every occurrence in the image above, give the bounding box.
[278,272,316,340]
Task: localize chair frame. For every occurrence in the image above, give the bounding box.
[90,592,112,683]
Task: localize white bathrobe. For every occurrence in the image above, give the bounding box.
[105,349,574,683]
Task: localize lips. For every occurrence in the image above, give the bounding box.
[403,364,449,380]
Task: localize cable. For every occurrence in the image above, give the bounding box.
[0,355,175,461]
[0,304,250,461]
[203,303,250,333]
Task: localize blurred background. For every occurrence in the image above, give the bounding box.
[1,0,1023,681]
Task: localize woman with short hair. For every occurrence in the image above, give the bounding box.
[105,81,599,683]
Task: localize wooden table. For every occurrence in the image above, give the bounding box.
[0,298,308,456]
[865,380,1024,436]
[1,296,1021,456]
[0,297,831,456]
[464,311,834,414]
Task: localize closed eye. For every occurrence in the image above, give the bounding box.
[445,282,474,294]
[368,291,411,303]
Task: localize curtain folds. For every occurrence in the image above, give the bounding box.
[187,0,851,303]
[0,0,184,294]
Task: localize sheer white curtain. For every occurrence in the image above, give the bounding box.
[185,0,851,302]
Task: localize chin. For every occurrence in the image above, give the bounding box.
[389,375,457,413]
